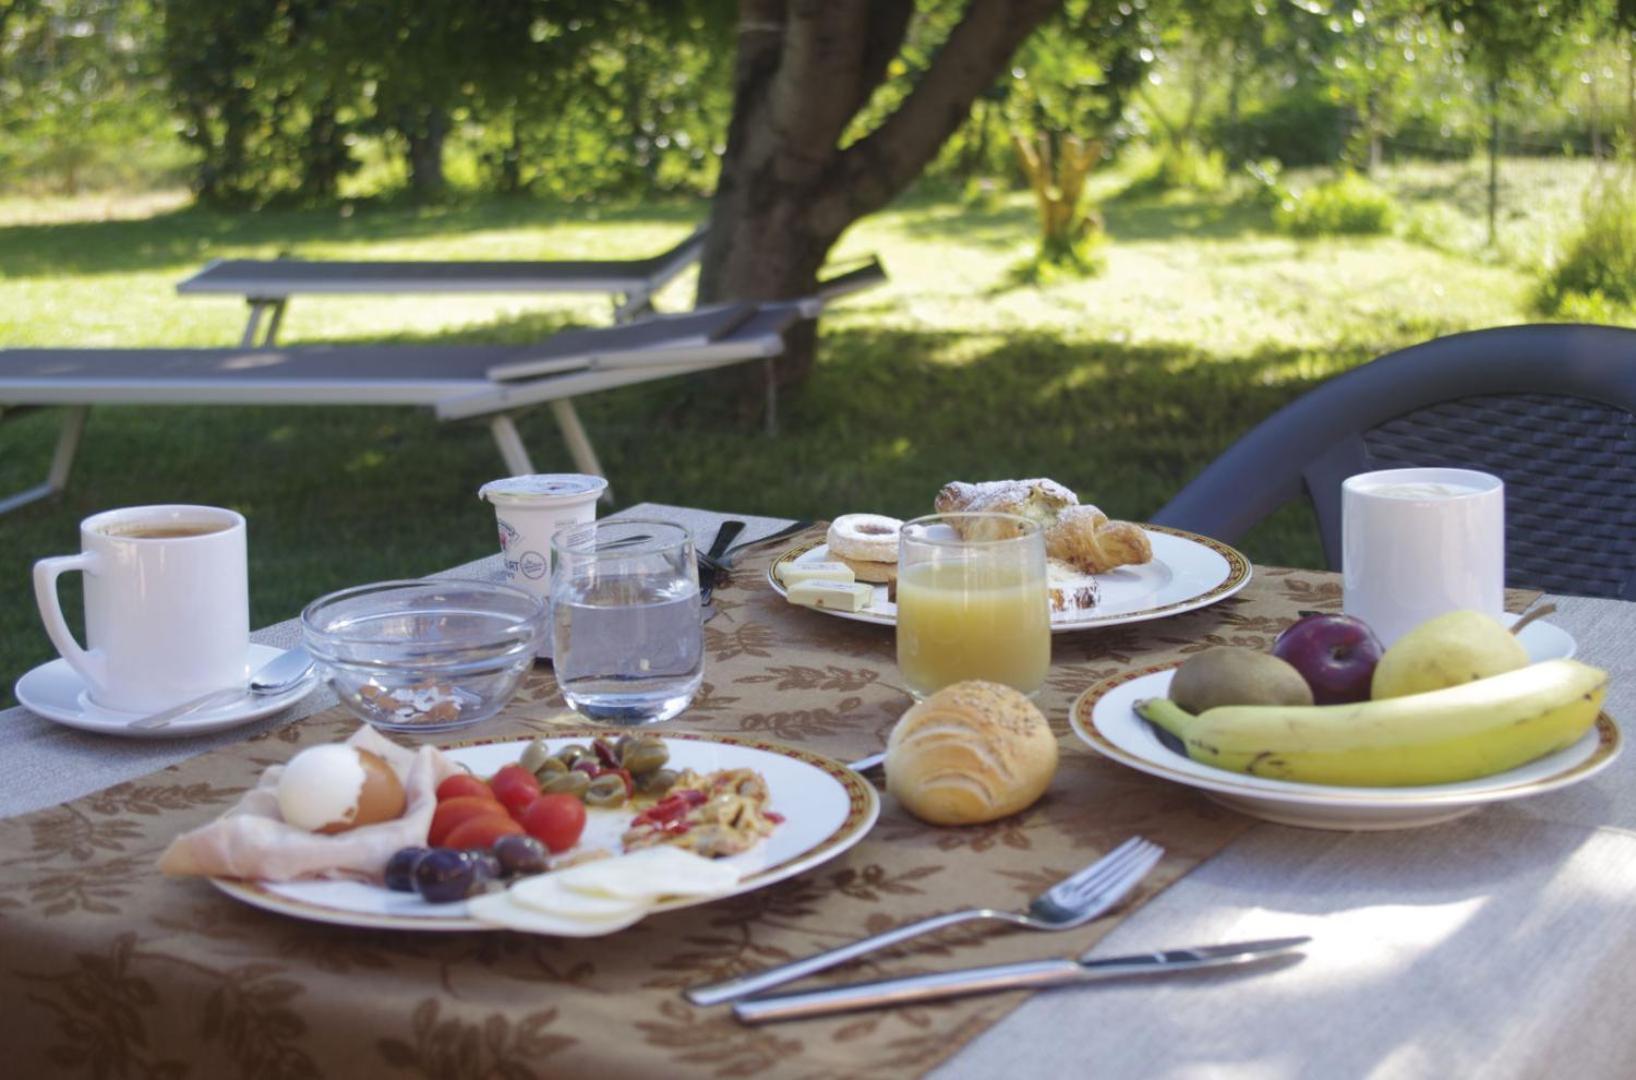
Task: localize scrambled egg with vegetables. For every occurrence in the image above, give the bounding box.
[621,768,780,857]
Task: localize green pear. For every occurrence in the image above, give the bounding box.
[1370,610,1530,699]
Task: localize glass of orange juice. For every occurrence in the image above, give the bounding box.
[896,512,1051,699]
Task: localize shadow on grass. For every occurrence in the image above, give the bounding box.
[0,196,706,279]
[892,189,1274,262]
[1101,195,1273,243]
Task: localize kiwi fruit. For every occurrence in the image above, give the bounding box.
[1169,649,1314,713]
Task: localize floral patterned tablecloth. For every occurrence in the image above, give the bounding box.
[0,528,1535,1078]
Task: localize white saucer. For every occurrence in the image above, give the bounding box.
[1506,612,1574,659]
[14,643,318,739]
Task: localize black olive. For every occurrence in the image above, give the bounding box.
[384,847,428,892]
[463,849,504,883]
[493,834,550,876]
[413,848,477,903]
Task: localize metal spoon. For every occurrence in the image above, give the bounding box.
[125,646,315,731]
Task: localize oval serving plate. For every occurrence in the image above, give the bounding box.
[213,731,879,931]
[768,524,1251,633]
[1069,638,1618,831]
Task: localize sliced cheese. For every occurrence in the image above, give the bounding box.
[555,846,740,901]
[787,579,874,613]
[778,560,856,586]
[509,873,649,920]
[466,890,647,937]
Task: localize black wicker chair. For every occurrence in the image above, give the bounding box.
[1151,323,1636,599]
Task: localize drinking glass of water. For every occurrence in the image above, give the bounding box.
[550,520,703,725]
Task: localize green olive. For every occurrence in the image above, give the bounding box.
[531,755,568,780]
[518,739,554,775]
[541,771,590,797]
[555,744,591,766]
[584,774,628,807]
[636,768,678,796]
[620,737,669,776]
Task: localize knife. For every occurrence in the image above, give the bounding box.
[730,936,1310,1024]
[698,520,746,604]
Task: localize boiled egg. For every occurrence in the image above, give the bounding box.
[276,744,406,834]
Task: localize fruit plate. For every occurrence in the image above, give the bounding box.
[212,732,880,932]
[768,525,1252,632]
[1070,635,1618,831]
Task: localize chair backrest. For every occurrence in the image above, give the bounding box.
[1150,323,1636,598]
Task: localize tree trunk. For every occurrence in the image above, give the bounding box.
[697,0,1063,400]
[301,98,349,200]
[402,107,448,199]
[1487,77,1500,249]
[1588,68,1603,161]
[1012,131,1101,265]
[1627,39,1635,154]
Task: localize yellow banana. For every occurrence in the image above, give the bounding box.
[1136,658,1607,787]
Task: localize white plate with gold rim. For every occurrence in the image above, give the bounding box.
[769,525,1252,632]
[213,732,879,931]
[1069,623,1617,831]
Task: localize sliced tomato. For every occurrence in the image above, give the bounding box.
[429,796,508,847]
[519,793,588,854]
[489,764,542,817]
[435,774,494,803]
[443,814,524,850]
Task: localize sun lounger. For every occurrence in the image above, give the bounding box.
[0,259,886,514]
[177,225,709,347]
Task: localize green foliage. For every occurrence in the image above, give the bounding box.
[1218,92,1349,168]
[1128,141,1228,195]
[153,0,732,205]
[1535,176,1636,313]
[0,0,181,194]
[1241,158,1288,210]
[1275,171,1399,236]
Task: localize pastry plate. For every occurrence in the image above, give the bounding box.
[14,643,319,739]
[1068,623,1617,831]
[213,731,879,931]
[769,525,1251,632]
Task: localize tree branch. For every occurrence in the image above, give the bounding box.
[847,1,916,122]
[769,1,873,170]
[818,0,1063,233]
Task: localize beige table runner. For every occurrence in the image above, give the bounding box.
[0,534,1536,1078]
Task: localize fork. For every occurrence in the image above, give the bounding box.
[684,836,1163,1007]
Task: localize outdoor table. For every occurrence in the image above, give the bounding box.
[4,503,1634,1078]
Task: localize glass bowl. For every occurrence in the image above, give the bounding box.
[300,579,545,733]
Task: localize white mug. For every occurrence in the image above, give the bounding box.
[1341,468,1505,646]
[478,474,607,658]
[33,505,251,713]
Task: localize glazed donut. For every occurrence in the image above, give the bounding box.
[827,514,903,563]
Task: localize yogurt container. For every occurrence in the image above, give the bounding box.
[478,473,608,658]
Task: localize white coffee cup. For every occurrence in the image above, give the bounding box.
[1341,468,1505,646]
[478,474,608,658]
[33,504,251,713]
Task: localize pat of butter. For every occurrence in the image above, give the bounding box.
[788,580,874,612]
[778,560,856,586]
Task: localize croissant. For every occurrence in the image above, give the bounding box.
[934,479,1078,539]
[1045,505,1152,574]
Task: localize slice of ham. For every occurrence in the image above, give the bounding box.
[159,727,463,882]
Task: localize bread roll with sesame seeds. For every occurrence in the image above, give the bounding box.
[885,681,1058,825]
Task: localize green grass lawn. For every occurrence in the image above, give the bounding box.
[1,158,1627,703]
